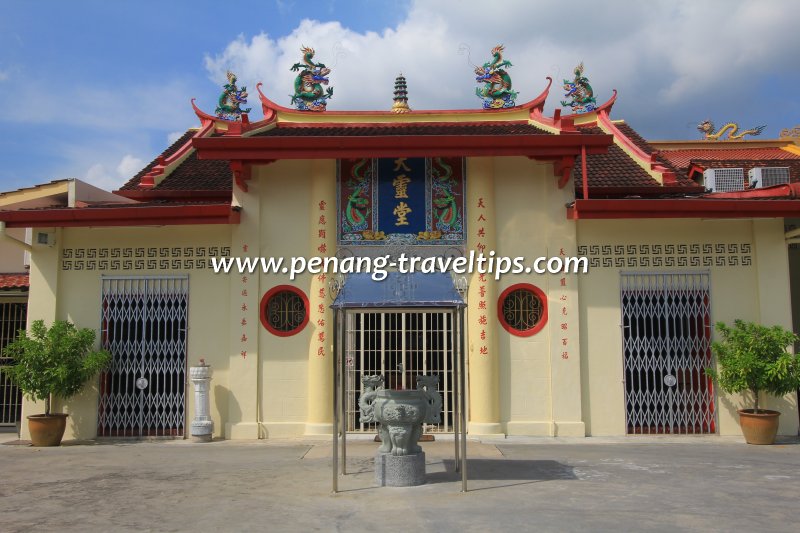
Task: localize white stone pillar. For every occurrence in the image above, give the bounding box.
[190,360,214,442]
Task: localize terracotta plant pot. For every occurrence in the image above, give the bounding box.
[738,409,780,445]
[27,414,69,447]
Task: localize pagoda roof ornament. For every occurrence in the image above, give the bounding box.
[391,73,411,113]
[290,46,334,111]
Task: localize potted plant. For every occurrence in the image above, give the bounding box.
[706,320,800,445]
[2,320,111,446]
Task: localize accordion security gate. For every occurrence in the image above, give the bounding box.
[344,310,455,433]
[0,301,27,427]
[621,272,716,434]
[98,276,188,437]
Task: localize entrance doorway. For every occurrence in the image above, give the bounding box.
[344,310,455,432]
[97,276,188,437]
[0,300,27,428]
[620,272,716,434]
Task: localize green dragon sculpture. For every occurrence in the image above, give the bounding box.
[290,46,334,111]
[431,158,462,234]
[215,71,251,121]
[343,159,371,233]
[560,62,596,114]
[474,45,518,109]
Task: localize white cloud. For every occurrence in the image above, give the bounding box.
[116,154,145,179]
[75,151,148,191]
[204,0,800,137]
[80,153,145,191]
[167,131,186,144]
[0,70,8,82]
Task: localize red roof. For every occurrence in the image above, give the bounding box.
[658,147,800,170]
[119,130,197,190]
[0,273,29,291]
[572,127,699,193]
[253,121,553,137]
[0,202,239,228]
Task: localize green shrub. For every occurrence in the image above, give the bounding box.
[3,320,111,415]
[707,320,800,413]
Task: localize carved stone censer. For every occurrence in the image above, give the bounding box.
[359,375,442,486]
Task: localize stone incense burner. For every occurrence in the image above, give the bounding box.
[359,374,442,486]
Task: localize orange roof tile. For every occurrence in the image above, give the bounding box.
[0,273,29,291]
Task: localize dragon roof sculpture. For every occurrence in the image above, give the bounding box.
[560,62,596,114]
[474,45,518,109]
[698,120,766,141]
[215,71,251,121]
[290,46,334,112]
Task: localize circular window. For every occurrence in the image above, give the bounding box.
[260,285,309,337]
[497,284,548,337]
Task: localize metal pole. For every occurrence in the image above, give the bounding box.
[332,308,339,494]
[459,307,468,492]
[341,311,348,475]
[453,309,460,471]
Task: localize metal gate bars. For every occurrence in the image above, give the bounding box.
[620,272,716,434]
[97,276,189,437]
[344,310,455,433]
[0,301,27,427]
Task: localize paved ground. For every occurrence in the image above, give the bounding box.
[1,429,799,532]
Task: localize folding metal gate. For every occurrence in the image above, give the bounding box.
[98,276,188,437]
[0,301,27,427]
[621,272,716,434]
[344,310,455,432]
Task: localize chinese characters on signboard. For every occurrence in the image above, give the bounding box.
[338,157,465,245]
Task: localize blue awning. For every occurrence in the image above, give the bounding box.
[330,272,466,309]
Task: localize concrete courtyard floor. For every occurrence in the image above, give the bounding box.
[1,430,799,532]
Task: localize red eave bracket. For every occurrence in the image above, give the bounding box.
[230,160,252,192]
[530,155,576,189]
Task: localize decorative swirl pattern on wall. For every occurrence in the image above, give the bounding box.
[576,243,752,269]
[61,246,231,271]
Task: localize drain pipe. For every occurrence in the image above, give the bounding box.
[0,221,32,252]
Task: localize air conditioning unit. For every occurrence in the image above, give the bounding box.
[749,167,790,189]
[703,168,745,192]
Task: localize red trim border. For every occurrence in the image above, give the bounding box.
[259,285,310,337]
[497,283,548,337]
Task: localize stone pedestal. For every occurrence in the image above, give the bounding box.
[189,363,214,442]
[375,451,426,487]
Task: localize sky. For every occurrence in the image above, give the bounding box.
[1,0,799,193]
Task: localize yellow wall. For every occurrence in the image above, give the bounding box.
[491,157,584,436]
[257,160,313,438]
[21,225,231,440]
[577,218,798,436]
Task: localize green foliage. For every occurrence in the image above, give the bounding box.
[2,320,111,415]
[707,320,800,412]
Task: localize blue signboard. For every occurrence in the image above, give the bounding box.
[338,157,466,245]
[376,157,426,236]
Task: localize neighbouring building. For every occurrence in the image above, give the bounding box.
[2,54,800,441]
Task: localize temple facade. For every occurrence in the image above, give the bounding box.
[3,56,800,441]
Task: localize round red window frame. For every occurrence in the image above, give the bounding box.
[259,285,310,337]
[497,283,548,337]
